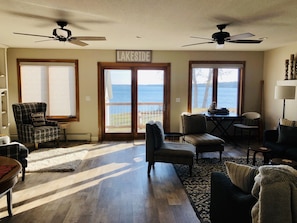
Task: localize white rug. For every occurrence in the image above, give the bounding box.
[26,147,88,172]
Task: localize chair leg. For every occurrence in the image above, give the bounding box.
[219,151,222,162]
[147,162,153,176]
[34,142,38,149]
[189,165,193,177]
[22,167,25,181]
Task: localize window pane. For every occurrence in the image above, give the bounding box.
[217,69,238,113]
[137,70,164,132]
[21,65,48,102]
[105,69,132,133]
[48,66,76,116]
[192,68,213,113]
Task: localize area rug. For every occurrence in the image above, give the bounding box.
[174,157,261,223]
[26,146,88,172]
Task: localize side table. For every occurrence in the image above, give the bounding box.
[270,158,297,169]
[59,122,70,142]
[247,147,271,165]
[164,132,183,142]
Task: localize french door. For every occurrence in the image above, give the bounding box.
[98,63,170,140]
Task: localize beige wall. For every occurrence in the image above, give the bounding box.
[7,48,263,141]
[263,43,297,130]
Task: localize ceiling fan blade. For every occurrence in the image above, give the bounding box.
[69,39,88,46]
[71,36,106,41]
[13,32,54,39]
[182,41,214,47]
[228,39,263,44]
[190,36,213,41]
[227,32,254,41]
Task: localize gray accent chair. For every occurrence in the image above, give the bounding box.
[12,102,60,149]
[181,113,225,162]
[146,121,195,176]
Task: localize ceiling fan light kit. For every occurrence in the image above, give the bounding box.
[183,23,263,47]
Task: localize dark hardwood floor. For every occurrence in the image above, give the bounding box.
[0,139,261,223]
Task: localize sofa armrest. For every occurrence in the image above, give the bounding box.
[210,172,256,223]
[263,129,278,144]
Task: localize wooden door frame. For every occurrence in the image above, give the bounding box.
[97,62,171,141]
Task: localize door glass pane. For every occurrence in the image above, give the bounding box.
[217,69,238,113]
[192,68,213,113]
[137,70,164,132]
[105,69,132,133]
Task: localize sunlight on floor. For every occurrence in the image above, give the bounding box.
[0,141,144,217]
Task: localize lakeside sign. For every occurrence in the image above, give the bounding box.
[116,50,152,62]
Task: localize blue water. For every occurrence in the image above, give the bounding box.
[108,84,237,114]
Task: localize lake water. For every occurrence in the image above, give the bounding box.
[108,84,237,114]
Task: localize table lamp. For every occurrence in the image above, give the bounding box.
[274,85,296,118]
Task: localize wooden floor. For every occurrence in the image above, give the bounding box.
[0,139,259,223]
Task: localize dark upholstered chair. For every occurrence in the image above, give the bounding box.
[233,112,261,145]
[0,138,29,181]
[210,172,257,223]
[181,113,225,162]
[12,102,60,149]
[146,121,195,176]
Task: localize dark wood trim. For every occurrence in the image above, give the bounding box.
[97,62,171,141]
[188,61,245,114]
[16,58,80,122]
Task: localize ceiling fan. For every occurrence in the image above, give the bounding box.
[182,24,263,47]
[14,20,106,46]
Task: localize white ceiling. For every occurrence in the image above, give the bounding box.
[1,0,297,51]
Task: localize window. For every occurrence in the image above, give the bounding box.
[17,59,79,121]
[189,61,244,114]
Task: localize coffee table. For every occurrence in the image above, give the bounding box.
[270,158,297,169]
[0,156,21,216]
[247,147,271,165]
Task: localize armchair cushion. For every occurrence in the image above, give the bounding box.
[31,112,46,127]
[184,133,224,146]
[182,114,207,134]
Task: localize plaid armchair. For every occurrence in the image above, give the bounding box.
[12,102,60,149]
[0,141,29,181]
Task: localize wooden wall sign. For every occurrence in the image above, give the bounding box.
[116,50,152,62]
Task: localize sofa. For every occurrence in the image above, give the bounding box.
[263,119,297,161]
[210,161,297,223]
[210,162,258,223]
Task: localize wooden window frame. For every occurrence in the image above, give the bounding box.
[188,61,245,115]
[17,58,80,122]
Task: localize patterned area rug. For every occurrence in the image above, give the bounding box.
[174,157,261,223]
[27,146,89,172]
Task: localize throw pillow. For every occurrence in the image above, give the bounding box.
[225,161,258,194]
[279,118,297,127]
[277,124,297,146]
[31,112,46,127]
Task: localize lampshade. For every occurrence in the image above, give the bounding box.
[274,85,296,100]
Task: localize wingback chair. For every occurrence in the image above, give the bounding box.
[146,121,195,176]
[181,113,225,162]
[12,102,60,149]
